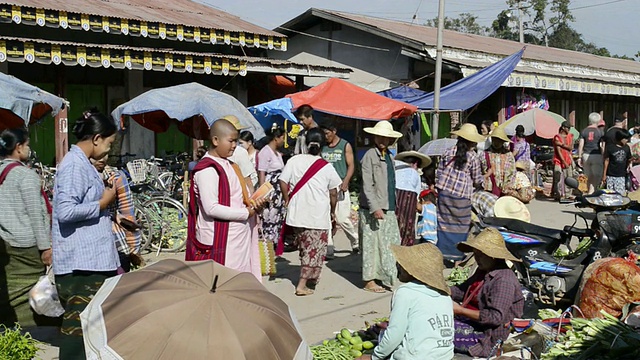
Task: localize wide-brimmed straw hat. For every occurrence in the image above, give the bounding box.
[457,227,521,262]
[451,123,486,143]
[515,161,528,171]
[395,151,432,168]
[490,126,512,143]
[222,115,247,130]
[363,121,403,138]
[391,243,450,295]
[493,196,531,223]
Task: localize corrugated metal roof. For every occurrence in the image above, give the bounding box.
[3,0,284,37]
[306,9,640,76]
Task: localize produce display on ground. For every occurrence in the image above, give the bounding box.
[541,311,640,360]
[311,319,387,359]
[0,324,40,360]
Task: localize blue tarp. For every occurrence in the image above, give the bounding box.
[378,48,525,111]
[0,72,65,127]
[247,98,297,130]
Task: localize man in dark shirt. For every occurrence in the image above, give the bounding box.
[577,112,605,194]
[603,116,627,150]
[602,128,631,195]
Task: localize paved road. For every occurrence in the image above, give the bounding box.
[36,198,585,358]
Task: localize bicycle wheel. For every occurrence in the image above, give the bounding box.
[144,196,188,252]
[135,205,155,252]
[156,172,174,192]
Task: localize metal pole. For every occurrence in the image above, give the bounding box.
[432,0,445,140]
[518,1,524,43]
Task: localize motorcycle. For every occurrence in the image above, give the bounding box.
[472,178,640,307]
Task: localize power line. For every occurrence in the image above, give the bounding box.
[570,0,629,11]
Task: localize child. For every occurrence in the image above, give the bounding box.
[416,189,438,244]
[357,243,454,360]
[394,151,432,246]
[506,161,536,203]
[187,119,266,281]
[602,128,632,195]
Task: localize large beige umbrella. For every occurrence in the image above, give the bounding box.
[80,259,312,360]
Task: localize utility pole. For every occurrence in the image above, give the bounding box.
[432,0,445,140]
[518,0,524,43]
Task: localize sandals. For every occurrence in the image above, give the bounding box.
[363,286,386,293]
[295,288,314,296]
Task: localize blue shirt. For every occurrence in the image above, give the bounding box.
[394,160,421,194]
[373,282,454,360]
[52,145,120,275]
[417,203,438,244]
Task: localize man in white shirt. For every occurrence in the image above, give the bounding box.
[224,115,257,193]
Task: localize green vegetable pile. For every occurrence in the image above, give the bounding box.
[542,311,640,360]
[0,324,40,360]
[446,266,470,286]
[538,308,563,320]
[311,320,387,359]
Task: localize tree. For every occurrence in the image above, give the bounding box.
[425,13,489,36]
[507,0,574,46]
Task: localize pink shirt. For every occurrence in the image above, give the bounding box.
[257,146,284,173]
[193,154,260,281]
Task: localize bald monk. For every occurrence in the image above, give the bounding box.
[186,119,266,281]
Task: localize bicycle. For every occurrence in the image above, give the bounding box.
[127,159,188,254]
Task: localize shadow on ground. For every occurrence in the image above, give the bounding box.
[325,251,363,289]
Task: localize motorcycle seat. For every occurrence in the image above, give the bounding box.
[482,217,564,240]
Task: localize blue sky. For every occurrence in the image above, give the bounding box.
[202,0,638,58]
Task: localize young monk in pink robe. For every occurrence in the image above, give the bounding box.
[186,119,265,282]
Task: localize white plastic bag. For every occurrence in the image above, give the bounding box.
[28,267,65,317]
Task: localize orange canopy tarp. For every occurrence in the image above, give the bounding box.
[286,78,417,121]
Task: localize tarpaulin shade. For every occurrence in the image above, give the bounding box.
[287,78,417,121]
[0,72,65,131]
[378,48,525,111]
[111,82,265,140]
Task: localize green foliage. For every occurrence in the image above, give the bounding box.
[426,13,489,35]
[0,324,40,360]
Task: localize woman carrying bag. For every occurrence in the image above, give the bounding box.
[0,128,54,328]
[280,128,341,296]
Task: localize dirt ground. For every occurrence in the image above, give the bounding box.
[36,197,582,359]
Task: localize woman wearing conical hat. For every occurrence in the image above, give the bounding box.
[435,123,485,261]
[356,243,454,360]
[358,121,403,293]
[450,228,524,358]
[480,126,517,197]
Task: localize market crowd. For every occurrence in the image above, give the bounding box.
[1,104,637,359]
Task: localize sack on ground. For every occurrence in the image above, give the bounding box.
[29,269,65,317]
[259,239,276,276]
[576,257,640,318]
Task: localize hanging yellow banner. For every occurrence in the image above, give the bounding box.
[185,56,193,72]
[11,5,20,24]
[36,8,45,26]
[177,25,184,41]
[51,44,61,65]
[164,53,173,71]
[0,40,6,62]
[24,42,34,63]
[77,46,86,66]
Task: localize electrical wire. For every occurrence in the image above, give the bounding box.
[571,0,629,11]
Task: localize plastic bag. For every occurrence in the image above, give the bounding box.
[28,268,65,317]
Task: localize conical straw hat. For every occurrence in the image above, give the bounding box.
[451,123,486,143]
[494,196,530,223]
[490,126,512,143]
[395,150,432,168]
[457,227,521,262]
[391,243,450,295]
[363,121,403,138]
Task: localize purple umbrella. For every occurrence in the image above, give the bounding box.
[418,138,457,157]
